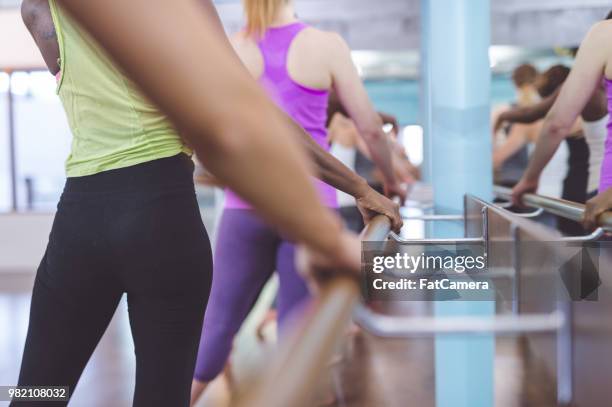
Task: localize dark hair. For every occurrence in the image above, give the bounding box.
[607,10,612,20]
[536,65,571,98]
[512,64,538,88]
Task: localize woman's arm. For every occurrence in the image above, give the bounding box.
[584,189,612,230]
[493,90,559,133]
[55,0,350,260]
[327,91,399,133]
[390,140,420,183]
[326,35,404,201]
[512,22,610,205]
[492,123,530,170]
[285,116,403,231]
[21,0,60,74]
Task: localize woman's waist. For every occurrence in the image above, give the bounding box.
[66,133,190,172]
[64,153,195,194]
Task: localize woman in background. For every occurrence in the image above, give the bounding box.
[492,64,539,187]
[191,0,405,403]
[496,66,584,203]
[329,112,419,232]
[511,18,612,234]
[513,14,612,211]
[496,44,610,200]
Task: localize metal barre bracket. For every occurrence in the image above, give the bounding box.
[388,232,484,245]
[401,214,465,221]
[559,227,606,242]
[496,202,514,209]
[512,208,545,218]
[354,304,564,337]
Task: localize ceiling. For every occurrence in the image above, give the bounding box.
[217,0,609,49]
[1,0,609,49]
[0,0,609,72]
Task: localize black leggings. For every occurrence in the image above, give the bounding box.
[560,136,589,236]
[13,154,213,407]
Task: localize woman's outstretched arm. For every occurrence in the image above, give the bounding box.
[283,116,403,232]
[493,90,558,133]
[326,35,405,202]
[512,21,611,205]
[55,0,353,261]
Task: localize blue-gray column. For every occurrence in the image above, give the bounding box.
[420,1,494,407]
[421,0,493,208]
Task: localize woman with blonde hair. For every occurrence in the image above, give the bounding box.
[190,0,403,402]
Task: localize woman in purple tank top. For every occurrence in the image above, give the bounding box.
[511,12,612,229]
[191,0,405,402]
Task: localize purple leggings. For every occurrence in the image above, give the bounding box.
[193,209,310,382]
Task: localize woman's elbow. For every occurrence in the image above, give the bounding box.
[544,119,571,142]
[21,0,35,25]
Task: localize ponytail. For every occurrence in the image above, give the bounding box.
[243,0,285,37]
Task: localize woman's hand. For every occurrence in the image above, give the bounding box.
[384,181,408,206]
[583,189,612,230]
[296,231,361,295]
[355,186,403,233]
[379,112,400,135]
[511,178,539,207]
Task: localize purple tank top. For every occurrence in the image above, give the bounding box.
[225,22,338,209]
[600,79,612,193]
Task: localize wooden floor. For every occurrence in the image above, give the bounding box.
[0,293,136,407]
[329,332,436,407]
[0,279,277,407]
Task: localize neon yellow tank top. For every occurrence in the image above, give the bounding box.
[49,0,191,177]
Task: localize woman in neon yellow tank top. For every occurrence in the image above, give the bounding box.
[16,1,401,405]
[52,0,192,177]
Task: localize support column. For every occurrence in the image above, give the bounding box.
[421,0,493,209]
[420,1,494,407]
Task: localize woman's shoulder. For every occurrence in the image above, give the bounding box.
[300,26,346,45]
[584,20,612,48]
[296,26,350,58]
[581,21,612,77]
[590,20,612,34]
